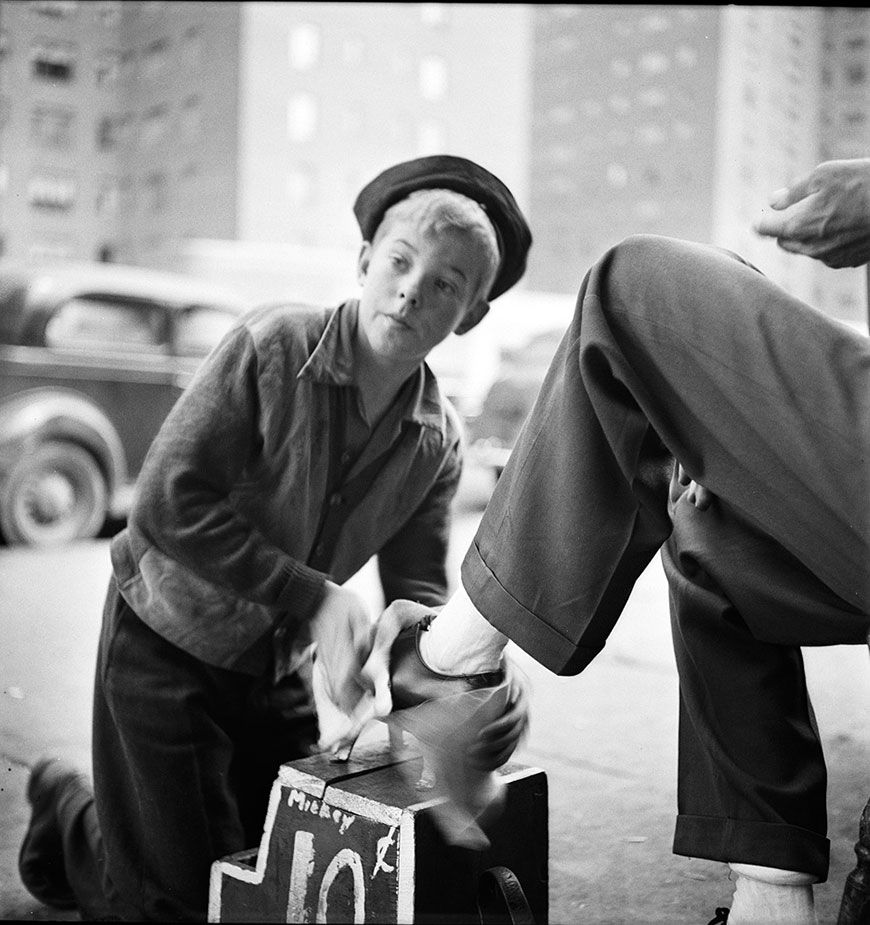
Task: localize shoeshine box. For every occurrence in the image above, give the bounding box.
[209,743,548,924]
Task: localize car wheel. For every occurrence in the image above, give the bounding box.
[0,441,108,546]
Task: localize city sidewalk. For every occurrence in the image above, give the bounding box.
[2,467,870,923]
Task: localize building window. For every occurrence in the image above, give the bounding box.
[608,94,630,114]
[639,12,670,32]
[180,95,202,142]
[142,104,169,146]
[417,120,445,153]
[638,51,670,75]
[637,124,666,146]
[286,164,315,206]
[287,93,317,142]
[119,48,137,81]
[289,23,320,71]
[95,51,120,87]
[547,104,576,125]
[178,163,198,198]
[0,30,10,62]
[341,37,364,66]
[420,4,448,26]
[845,61,867,84]
[29,1,78,18]
[95,177,120,215]
[95,1,122,26]
[97,114,123,150]
[635,200,661,220]
[673,120,696,141]
[606,163,628,188]
[28,174,77,211]
[31,40,77,82]
[419,55,447,101]
[29,240,76,261]
[30,106,75,149]
[143,172,168,212]
[142,37,170,78]
[340,104,364,136]
[119,177,135,215]
[547,143,577,165]
[181,26,203,69]
[675,45,697,68]
[637,87,668,108]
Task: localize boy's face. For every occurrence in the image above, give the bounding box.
[356,215,489,366]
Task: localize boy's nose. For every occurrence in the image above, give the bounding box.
[398,278,421,308]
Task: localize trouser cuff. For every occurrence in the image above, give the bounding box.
[673,813,830,882]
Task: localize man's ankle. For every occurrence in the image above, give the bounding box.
[419,585,506,675]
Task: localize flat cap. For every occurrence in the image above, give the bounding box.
[353,154,532,300]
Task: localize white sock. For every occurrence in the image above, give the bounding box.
[727,863,818,925]
[419,584,507,674]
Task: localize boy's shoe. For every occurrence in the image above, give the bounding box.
[18,757,83,910]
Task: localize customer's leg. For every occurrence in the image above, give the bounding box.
[462,234,870,674]
[664,493,869,880]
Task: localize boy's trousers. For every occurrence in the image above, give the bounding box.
[56,579,317,921]
[462,234,870,879]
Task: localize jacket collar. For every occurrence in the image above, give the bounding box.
[299,300,449,431]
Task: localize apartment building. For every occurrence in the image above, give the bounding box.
[0,0,531,271]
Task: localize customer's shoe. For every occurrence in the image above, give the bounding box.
[18,757,84,910]
[384,619,511,849]
[389,618,505,711]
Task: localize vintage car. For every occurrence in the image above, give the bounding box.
[0,261,250,546]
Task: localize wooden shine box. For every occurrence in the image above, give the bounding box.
[209,743,548,924]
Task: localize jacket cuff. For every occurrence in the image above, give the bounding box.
[279,561,329,623]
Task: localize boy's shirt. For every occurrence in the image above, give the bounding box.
[110,300,463,676]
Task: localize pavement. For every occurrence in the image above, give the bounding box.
[2,463,870,923]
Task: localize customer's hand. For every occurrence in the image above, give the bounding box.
[753,158,870,268]
[677,463,715,511]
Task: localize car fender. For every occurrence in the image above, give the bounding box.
[0,388,128,495]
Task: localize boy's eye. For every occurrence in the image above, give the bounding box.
[389,253,409,269]
[435,278,457,295]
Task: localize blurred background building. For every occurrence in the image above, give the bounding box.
[1,2,867,337]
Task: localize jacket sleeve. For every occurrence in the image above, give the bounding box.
[376,438,462,608]
[130,323,327,621]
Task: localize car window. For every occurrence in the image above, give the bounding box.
[44,296,166,353]
[173,305,239,357]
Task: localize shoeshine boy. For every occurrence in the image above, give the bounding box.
[19,155,532,922]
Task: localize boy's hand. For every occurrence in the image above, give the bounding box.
[311,594,426,757]
[309,582,375,748]
[753,158,870,268]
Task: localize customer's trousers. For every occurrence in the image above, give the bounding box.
[461,234,870,873]
[60,579,317,921]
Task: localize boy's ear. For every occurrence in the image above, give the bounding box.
[357,241,373,285]
[454,299,490,336]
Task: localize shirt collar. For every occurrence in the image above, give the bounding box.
[298,299,451,431]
